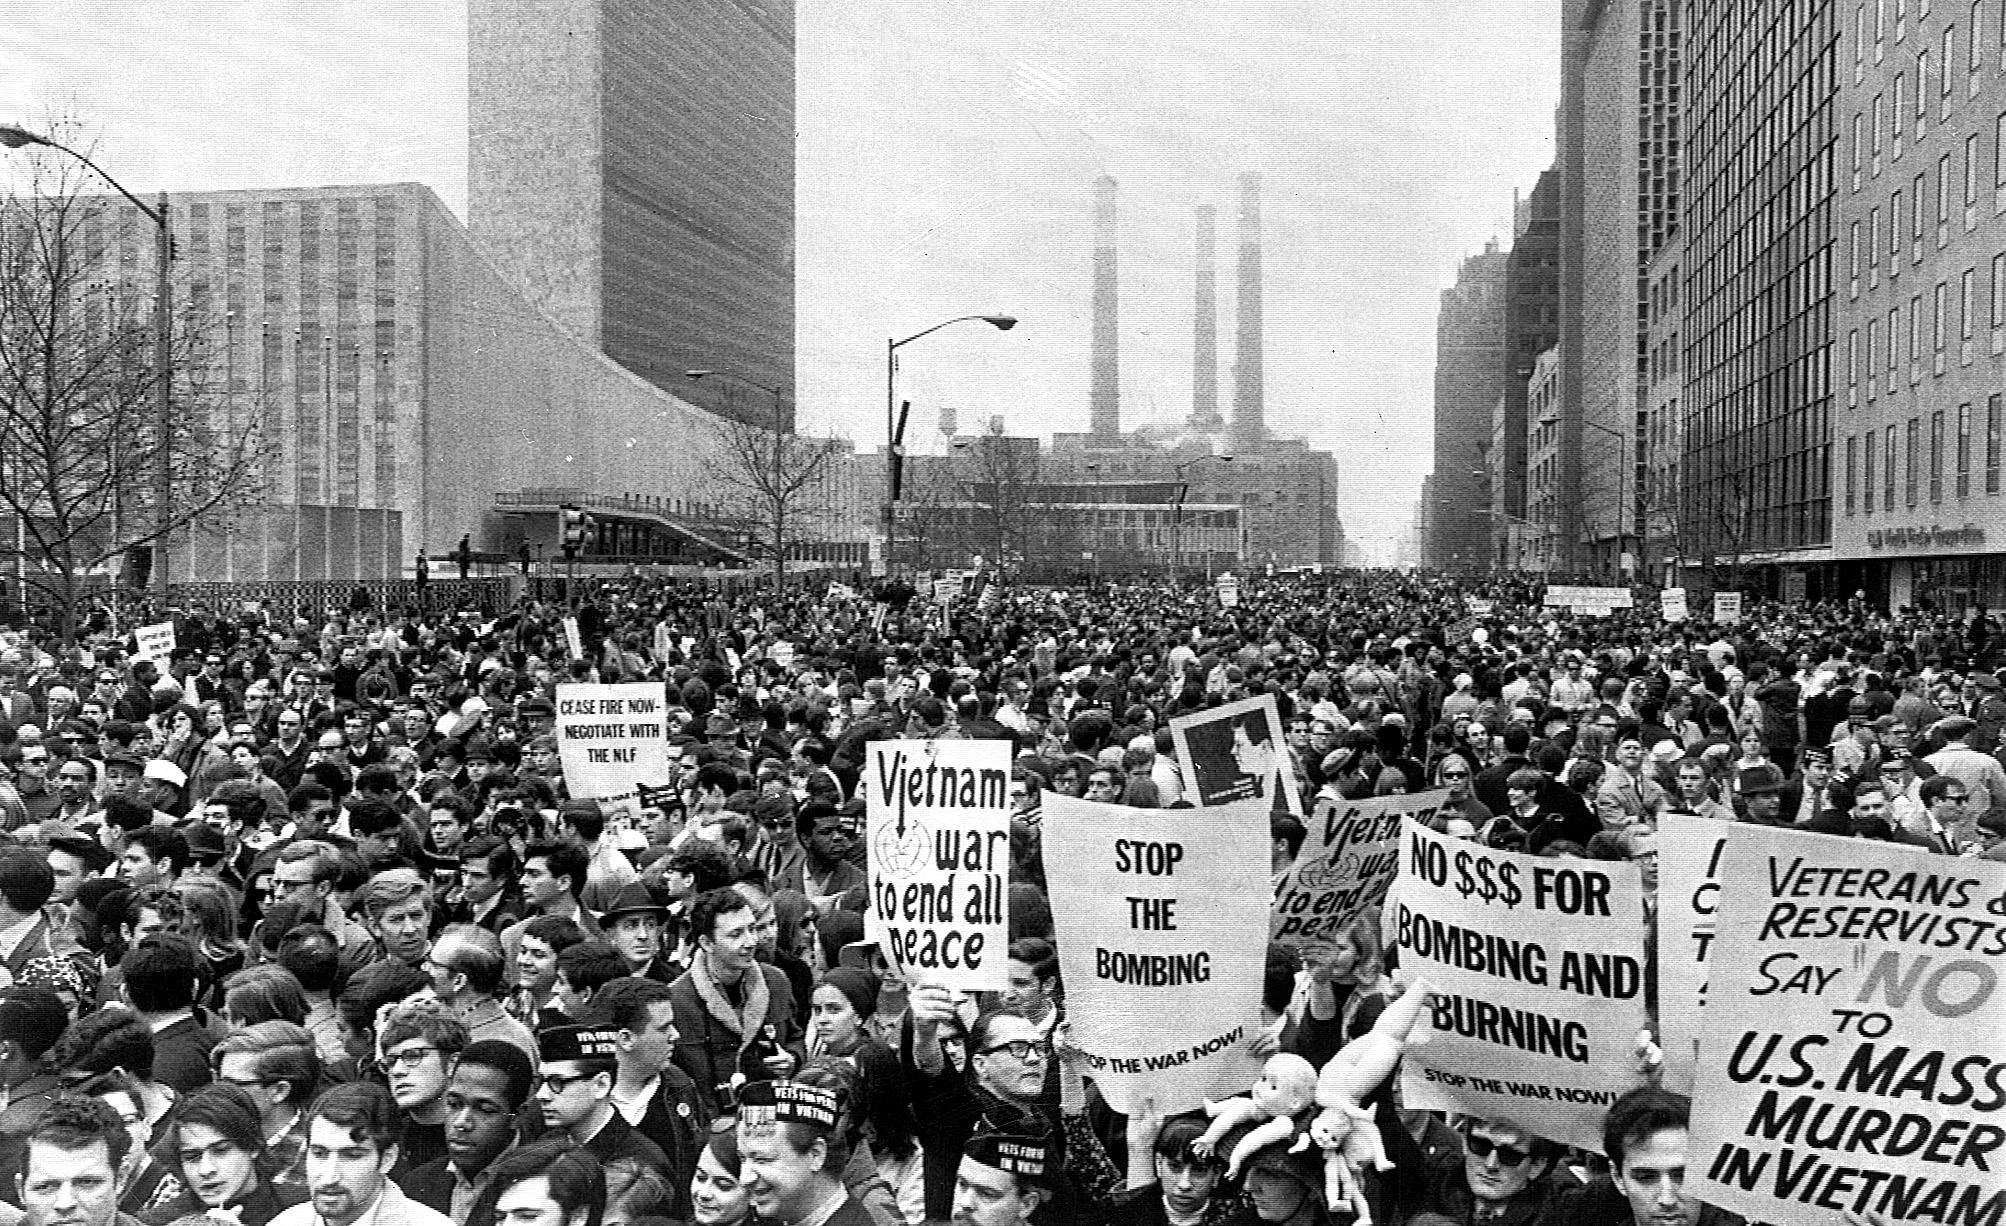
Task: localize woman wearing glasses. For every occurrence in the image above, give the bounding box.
[1430,755,1493,828]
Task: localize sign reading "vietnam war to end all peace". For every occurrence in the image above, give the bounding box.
[862,740,1011,993]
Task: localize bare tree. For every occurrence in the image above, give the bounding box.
[0,125,267,642]
[710,413,841,591]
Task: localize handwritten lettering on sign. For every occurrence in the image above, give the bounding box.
[863,741,1011,991]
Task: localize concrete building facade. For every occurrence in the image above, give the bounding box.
[102,183,858,583]
[1493,168,1563,564]
[467,0,795,432]
[1833,0,2006,610]
[1428,241,1508,570]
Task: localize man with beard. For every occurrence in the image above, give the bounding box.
[268,1083,451,1226]
[49,756,98,827]
[395,1041,532,1226]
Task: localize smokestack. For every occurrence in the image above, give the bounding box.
[1090,175,1120,440]
[1188,204,1223,432]
[1231,172,1264,453]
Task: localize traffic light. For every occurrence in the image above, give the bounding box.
[560,505,587,550]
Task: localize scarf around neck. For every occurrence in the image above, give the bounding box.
[691,951,770,1059]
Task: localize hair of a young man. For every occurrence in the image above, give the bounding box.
[585,976,675,1034]
[212,1022,321,1109]
[308,1081,400,1154]
[688,886,753,945]
[25,1094,131,1172]
[1602,1085,1691,1172]
[552,941,628,998]
[453,1039,534,1113]
[356,868,430,923]
[468,1139,605,1226]
[48,1004,154,1080]
[522,839,589,900]
[0,847,55,914]
[276,924,341,994]
[378,998,471,1059]
[167,1082,266,1158]
[121,934,199,1013]
[519,914,586,955]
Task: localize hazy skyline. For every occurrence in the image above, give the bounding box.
[6,2,1561,556]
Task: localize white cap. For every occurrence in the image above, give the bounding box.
[141,759,187,789]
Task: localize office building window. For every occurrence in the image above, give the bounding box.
[1932,409,1946,501]
[1976,1,1988,67]
[1960,401,1974,496]
[1991,394,2004,491]
[1995,253,2006,326]
[1847,435,1859,514]
[1963,267,1977,345]
[1892,305,1904,370]
[1936,281,1950,360]
[1909,418,1922,506]
[1946,27,1959,102]
[1967,133,1983,206]
[1867,427,1879,510]
[1850,328,1861,406]
[1889,424,1901,508]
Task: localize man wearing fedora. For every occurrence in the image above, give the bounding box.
[600,882,680,984]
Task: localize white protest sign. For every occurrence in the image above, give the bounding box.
[1467,598,1495,615]
[1043,792,1269,1114]
[1215,572,1240,608]
[1396,819,1652,1150]
[1714,591,1743,623]
[1662,587,1690,622]
[132,621,176,667]
[562,616,585,661]
[1689,825,2006,1225]
[1272,790,1448,953]
[1542,584,1634,614]
[862,739,1011,992]
[651,623,673,664]
[1168,693,1303,818]
[828,582,856,601]
[1655,811,1731,1094]
[770,641,796,669]
[554,683,670,808]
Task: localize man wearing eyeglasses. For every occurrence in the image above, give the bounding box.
[529,1024,672,1222]
[378,1002,470,1173]
[12,744,58,825]
[1384,1114,1575,1226]
[394,1040,531,1226]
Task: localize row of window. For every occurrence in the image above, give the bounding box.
[1856,0,1997,73]
[1844,258,2002,401]
[1851,14,1994,184]
[1842,394,2006,512]
[1846,127,1998,289]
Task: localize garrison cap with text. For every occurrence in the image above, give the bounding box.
[736,1079,842,1130]
[964,1129,1051,1183]
[538,1024,623,1063]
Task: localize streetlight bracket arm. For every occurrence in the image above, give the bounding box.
[9,131,166,229]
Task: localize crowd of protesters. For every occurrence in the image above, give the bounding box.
[0,567,1983,1226]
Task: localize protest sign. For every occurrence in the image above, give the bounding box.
[1043,792,1269,1114]
[1655,811,1731,1094]
[770,641,796,669]
[1445,616,1479,645]
[1467,598,1495,615]
[1542,584,1634,614]
[1169,693,1303,818]
[132,621,176,667]
[1713,591,1743,623]
[1688,825,2006,1226]
[1396,819,1652,1150]
[1272,790,1448,952]
[1662,587,1689,622]
[828,582,856,601]
[1215,573,1240,607]
[555,683,670,811]
[562,616,584,660]
[862,739,1011,992]
[651,623,673,664]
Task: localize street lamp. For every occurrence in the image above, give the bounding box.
[685,369,789,589]
[1170,453,1232,585]
[2,124,174,597]
[884,315,1016,574]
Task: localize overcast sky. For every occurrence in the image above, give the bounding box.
[6,1,1560,558]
